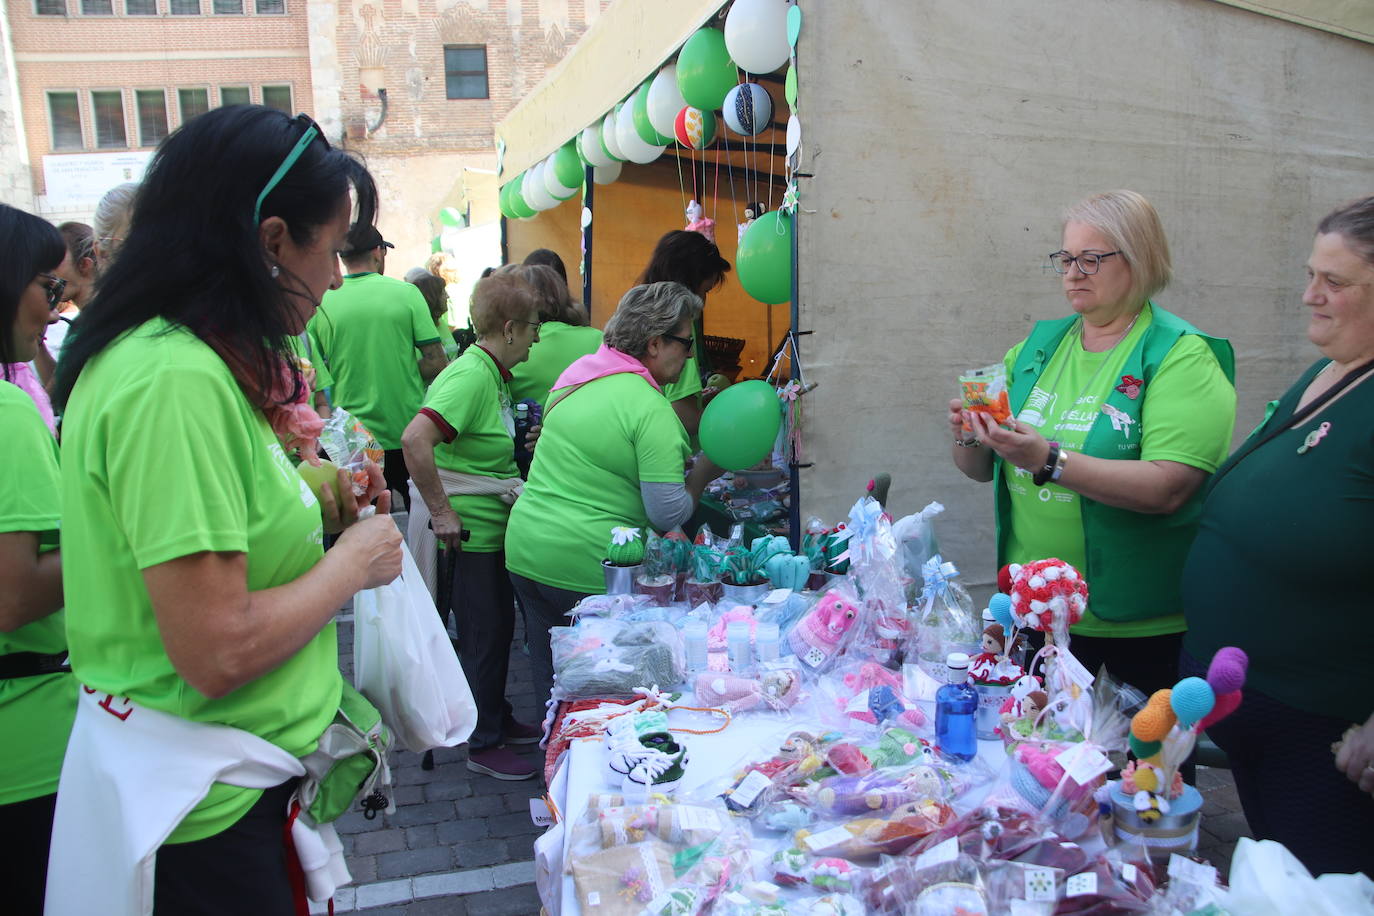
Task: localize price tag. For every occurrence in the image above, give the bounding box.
[1024,866,1057,901]
[1167,855,1218,887]
[675,805,721,832]
[1121,863,1138,884]
[1066,872,1098,897]
[763,588,792,604]
[804,825,855,852]
[1055,649,1095,689]
[914,836,959,870]
[528,797,554,827]
[729,770,772,808]
[1055,743,1113,784]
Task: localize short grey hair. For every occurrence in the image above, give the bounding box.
[93,181,139,265]
[603,281,703,357]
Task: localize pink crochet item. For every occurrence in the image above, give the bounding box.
[838,662,927,728]
[264,355,324,463]
[1009,558,1088,633]
[1016,745,1094,802]
[707,606,757,651]
[787,590,859,670]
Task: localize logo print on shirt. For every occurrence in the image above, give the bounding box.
[1101,403,1135,439]
[1018,387,1056,428]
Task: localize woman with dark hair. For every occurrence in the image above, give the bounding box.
[504,263,602,409]
[406,267,460,362]
[637,230,731,436]
[0,203,73,916]
[48,106,402,914]
[522,247,568,284]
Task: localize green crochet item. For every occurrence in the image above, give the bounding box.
[606,526,646,566]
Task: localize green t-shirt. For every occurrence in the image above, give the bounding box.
[421,347,519,552]
[505,373,691,593]
[437,322,460,362]
[288,332,333,394]
[660,329,704,404]
[308,272,441,449]
[61,318,341,842]
[508,321,604,410]
[1184,360,1374,723]
[1001,307,1235,637]
[0,382,74,805]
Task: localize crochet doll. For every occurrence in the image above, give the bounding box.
[787,590,859,671]
[968,623,1024,685]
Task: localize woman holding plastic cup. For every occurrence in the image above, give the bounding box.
[49,105,401,913]
[947,190,1236,697]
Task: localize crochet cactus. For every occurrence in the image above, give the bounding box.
[606,526,646,566]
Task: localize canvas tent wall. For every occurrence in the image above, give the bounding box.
[497,0,1374,587]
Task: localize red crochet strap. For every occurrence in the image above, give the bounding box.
[282,799,311,916]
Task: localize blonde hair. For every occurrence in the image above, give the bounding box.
[1063,190,1172,307]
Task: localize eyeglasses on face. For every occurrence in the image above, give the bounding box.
[1048,250,1122,275]
[38,273,67,309]
[511,319,542,334]
[253,113,331,225]
[662,332,695,354]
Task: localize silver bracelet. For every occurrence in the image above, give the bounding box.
[954,437,981,448]
[1050,448,1069,481]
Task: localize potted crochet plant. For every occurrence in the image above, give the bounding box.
[634,532,677,604]
[603,526,645,595]
[721,536,789,604]
[684,532,724,607]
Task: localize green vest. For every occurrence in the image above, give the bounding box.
[994,304,1235,623]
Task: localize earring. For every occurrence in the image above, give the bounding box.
[270,265,280,278]
[506,336,514,345]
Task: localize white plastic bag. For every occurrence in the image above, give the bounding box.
[1220,838,1374,916]
[353,543,477,753]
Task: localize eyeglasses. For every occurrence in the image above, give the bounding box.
[253,113,330,225]
[662,333,695,354]
[1049,250,1122,275]
[512,319,542,334]
[37,273,67,309]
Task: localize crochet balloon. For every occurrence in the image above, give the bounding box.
[1169,677,1216,728]
[1205,646,1248,695]
[988,593,1014,632]
[1128,733,1162,760]
[1130,689,1176,742]
[1008,558,1088,633]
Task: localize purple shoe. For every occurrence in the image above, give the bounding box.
[467,745,537,781]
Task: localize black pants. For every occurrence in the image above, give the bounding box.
[1180,650,1374,876]
[382,447,411,511]
[153,780,297,915]
[452,549,517,751]
[4,792,56,915]
[509,572,589,709]
[1064,631,1183,698]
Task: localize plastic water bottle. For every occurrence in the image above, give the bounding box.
[936,651,979,762]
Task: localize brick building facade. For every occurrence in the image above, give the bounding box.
[2,0,611,262]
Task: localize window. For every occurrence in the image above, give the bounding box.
[81,0,114,13]
[92,91,127,148]
[48,92,82,150]
[178,88,209,123]
[443,45,488,100]
[136,90,169,147]
[219,86,251,106]
[255,0,284,12]
[36,0,67,14]
[126,0,156,12]
[169,0,198,12]
[261,85,292,113]
[212,0,241,12]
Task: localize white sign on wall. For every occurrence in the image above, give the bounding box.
[42,151,153,211]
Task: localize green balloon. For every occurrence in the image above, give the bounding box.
[736,210,794,304]
[632,81,673,145]
[438,206,464,227]
[551,142,584,191]
[498,182,515,219]
[676,27,738,111]
[508,173,537,219]
[431,235,442,253]
[699,379,783,471]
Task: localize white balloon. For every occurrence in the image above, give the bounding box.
[601,110,626,162]
[523,162,559,211]
[724,0,791,75]
[593,159,622,185]
[544,153,579,200]
[580,123,612,169]
[646,64,687,140]
[786,115,801,157]
[723,82,773,136]
[615,102,666,165]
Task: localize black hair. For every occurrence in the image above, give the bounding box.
[53,105,376,409]
[0,204,66,380]
[636,230,731,297]
[1318,196,1374,269]
[522,248,568,284]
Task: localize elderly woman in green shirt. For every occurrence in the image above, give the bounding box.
[505,281,724,711]
[401,273,545,781]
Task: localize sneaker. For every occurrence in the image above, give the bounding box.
[607,729,677,779]
[622,738,688,798]
[467,745,537,781]
[503,720,543,746]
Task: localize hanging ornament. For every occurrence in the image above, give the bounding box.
[673,105,718,150]
[684,198,716,244]
[722,82,773,136]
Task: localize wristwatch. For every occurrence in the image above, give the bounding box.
[1032,441,1061,487]
[1051,447,1069,482]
